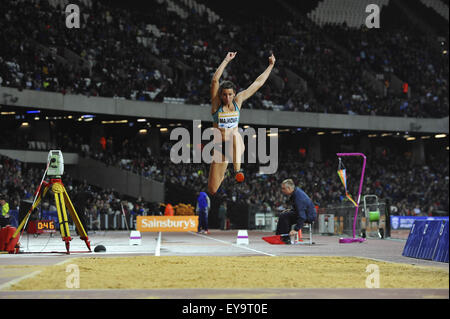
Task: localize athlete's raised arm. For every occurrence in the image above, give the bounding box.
[211,52,236,111]
[235,53,275,107]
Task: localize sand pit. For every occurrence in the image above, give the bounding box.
[5,256,449,291]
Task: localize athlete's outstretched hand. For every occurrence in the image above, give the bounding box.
[224,52,237,62]
[268,53,276,65]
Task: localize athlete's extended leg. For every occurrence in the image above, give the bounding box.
[232,132,245,172]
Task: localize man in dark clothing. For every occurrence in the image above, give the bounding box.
[196,191,210,234]
[73,190,92,235]
[276,179,316,244]
[218,201,227,230]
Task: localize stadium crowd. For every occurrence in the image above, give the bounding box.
[153,143,449,217]
[0,134,449,224]
[0,126,448,235]
[0,0,448,118]
[3,128,447,220]
[322,24,449,118]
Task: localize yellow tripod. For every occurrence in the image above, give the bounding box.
[10,178,91,254]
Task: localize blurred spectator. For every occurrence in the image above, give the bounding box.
[0,196,10,227]
[218,201,227,230]
[196,191,210,234]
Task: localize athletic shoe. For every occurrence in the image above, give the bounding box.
[204,230,210,235]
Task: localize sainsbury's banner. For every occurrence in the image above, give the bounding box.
[137,216,198,232]
[390,216,449,230]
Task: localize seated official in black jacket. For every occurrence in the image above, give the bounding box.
[276,179,316,244]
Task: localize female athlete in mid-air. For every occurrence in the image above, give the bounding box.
[208,51,275,196]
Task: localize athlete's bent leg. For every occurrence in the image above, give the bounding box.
[207,160,228,195]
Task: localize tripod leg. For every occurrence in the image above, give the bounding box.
[62,189,91,251]
[54,191,72,254]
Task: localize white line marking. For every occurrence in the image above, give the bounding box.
[155,232,162,256]
[0,270,42,291]
[189,232,276,257]
[0,255,80,290]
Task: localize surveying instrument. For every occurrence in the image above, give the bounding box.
[8,150,91,254]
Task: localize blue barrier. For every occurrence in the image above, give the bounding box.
[403,220,449,263]
[432,221,449,263]
[416,221,444,260]
[402,221,427,258]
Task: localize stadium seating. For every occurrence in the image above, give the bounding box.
[0,0,447,117]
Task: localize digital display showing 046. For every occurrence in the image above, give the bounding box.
[37,220,55,231]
